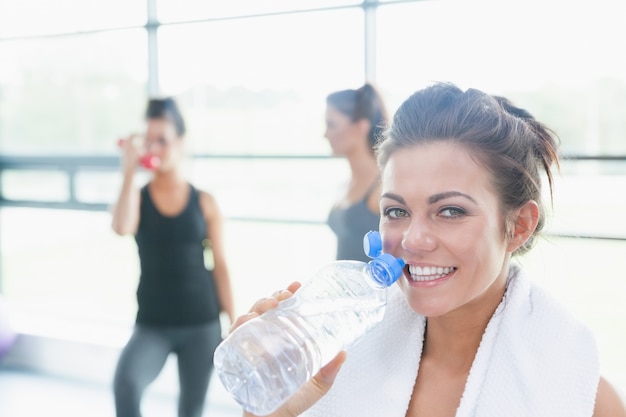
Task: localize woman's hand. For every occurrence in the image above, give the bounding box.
[232,282,347,417]
[117,134,142,175]
[229,281,302,332]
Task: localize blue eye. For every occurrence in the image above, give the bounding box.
[439,207,465,218]
[383,207,409,219]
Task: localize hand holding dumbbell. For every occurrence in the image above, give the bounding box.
[117,137,161,170]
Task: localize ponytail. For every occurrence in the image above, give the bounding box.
[493,95,560,204]
[355,83,390,149]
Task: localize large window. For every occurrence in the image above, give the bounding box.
[0,31,148,154]
[0,0,625,392]
[376,0,626,155]
[0,0,145,38]
[0,2,366,326]
[158,8,364,155]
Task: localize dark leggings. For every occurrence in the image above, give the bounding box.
[113,320,222,417]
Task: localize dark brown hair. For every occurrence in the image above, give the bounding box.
[145,97,186,137]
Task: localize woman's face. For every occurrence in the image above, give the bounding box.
[324,105,363,157]
[379,141,512,318]
[144,118,182,171]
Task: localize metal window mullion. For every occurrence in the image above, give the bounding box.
[68,166,77,206]
[363,0,378,83]
[147,0,160,96]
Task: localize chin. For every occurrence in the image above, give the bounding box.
[401,290,451,318]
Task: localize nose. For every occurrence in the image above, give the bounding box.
[401,218,437,254]
[146,141,160,154]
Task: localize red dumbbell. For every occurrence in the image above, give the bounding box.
[117,139,161,170]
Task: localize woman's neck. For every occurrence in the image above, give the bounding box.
[422,275,508,372]
[152,168,185,188]
[347,151,379,183]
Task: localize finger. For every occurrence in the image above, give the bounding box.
[282,351,347,416]
[247,296,279,315]
[119,134,135,148]
[271,288,289,298]
[286,281,302,293]
[272,290,295,302]
[317,351,347,385]
[230,311,258,333]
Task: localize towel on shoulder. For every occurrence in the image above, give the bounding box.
[303,264,599,417]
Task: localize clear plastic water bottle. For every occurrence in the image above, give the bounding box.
[213,231,405,416]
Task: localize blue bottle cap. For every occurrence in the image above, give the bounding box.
[367,253,405,288]
[363,230,383,258]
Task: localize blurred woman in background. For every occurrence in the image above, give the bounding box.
[325,83,389,262]
[111,97,234,417]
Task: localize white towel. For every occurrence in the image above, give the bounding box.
[303,264,599,417]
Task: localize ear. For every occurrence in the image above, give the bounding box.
[355,118,372,138]
[507,200,540,253]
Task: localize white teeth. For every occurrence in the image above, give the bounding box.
[408,265,455,282]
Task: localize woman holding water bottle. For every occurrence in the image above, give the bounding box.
[111,97,235,417]
[231,83,626,416]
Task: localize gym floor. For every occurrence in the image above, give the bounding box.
[0,366,241,417]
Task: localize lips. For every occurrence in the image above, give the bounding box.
[408,265,457,282]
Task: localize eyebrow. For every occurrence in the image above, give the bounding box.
[380,191,477,205]
[428,191,477,205]
[380,192,406,205]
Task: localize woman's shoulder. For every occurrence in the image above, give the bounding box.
[194,187,216,204]
[594,377,626,416]
[192,186,221,217]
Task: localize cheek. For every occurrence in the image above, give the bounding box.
[333,125,352,141]
[437,218,506,263]
[455,223,507,266]
[325,130,343,148]
[447,227,482,252]
[158,145,180,162]
[380,226,404,255]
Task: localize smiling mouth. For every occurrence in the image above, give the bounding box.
[407,265,457,282]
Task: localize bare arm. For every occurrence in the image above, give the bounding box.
[111,135,140,236]
[110,136,142,236]
[593,377,626,417]
[200,191,235,323]
[110,169,140,235]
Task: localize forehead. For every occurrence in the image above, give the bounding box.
[381,141,496,200]
[145,118,178,137]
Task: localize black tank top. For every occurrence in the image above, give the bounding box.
[134,184,220,326]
